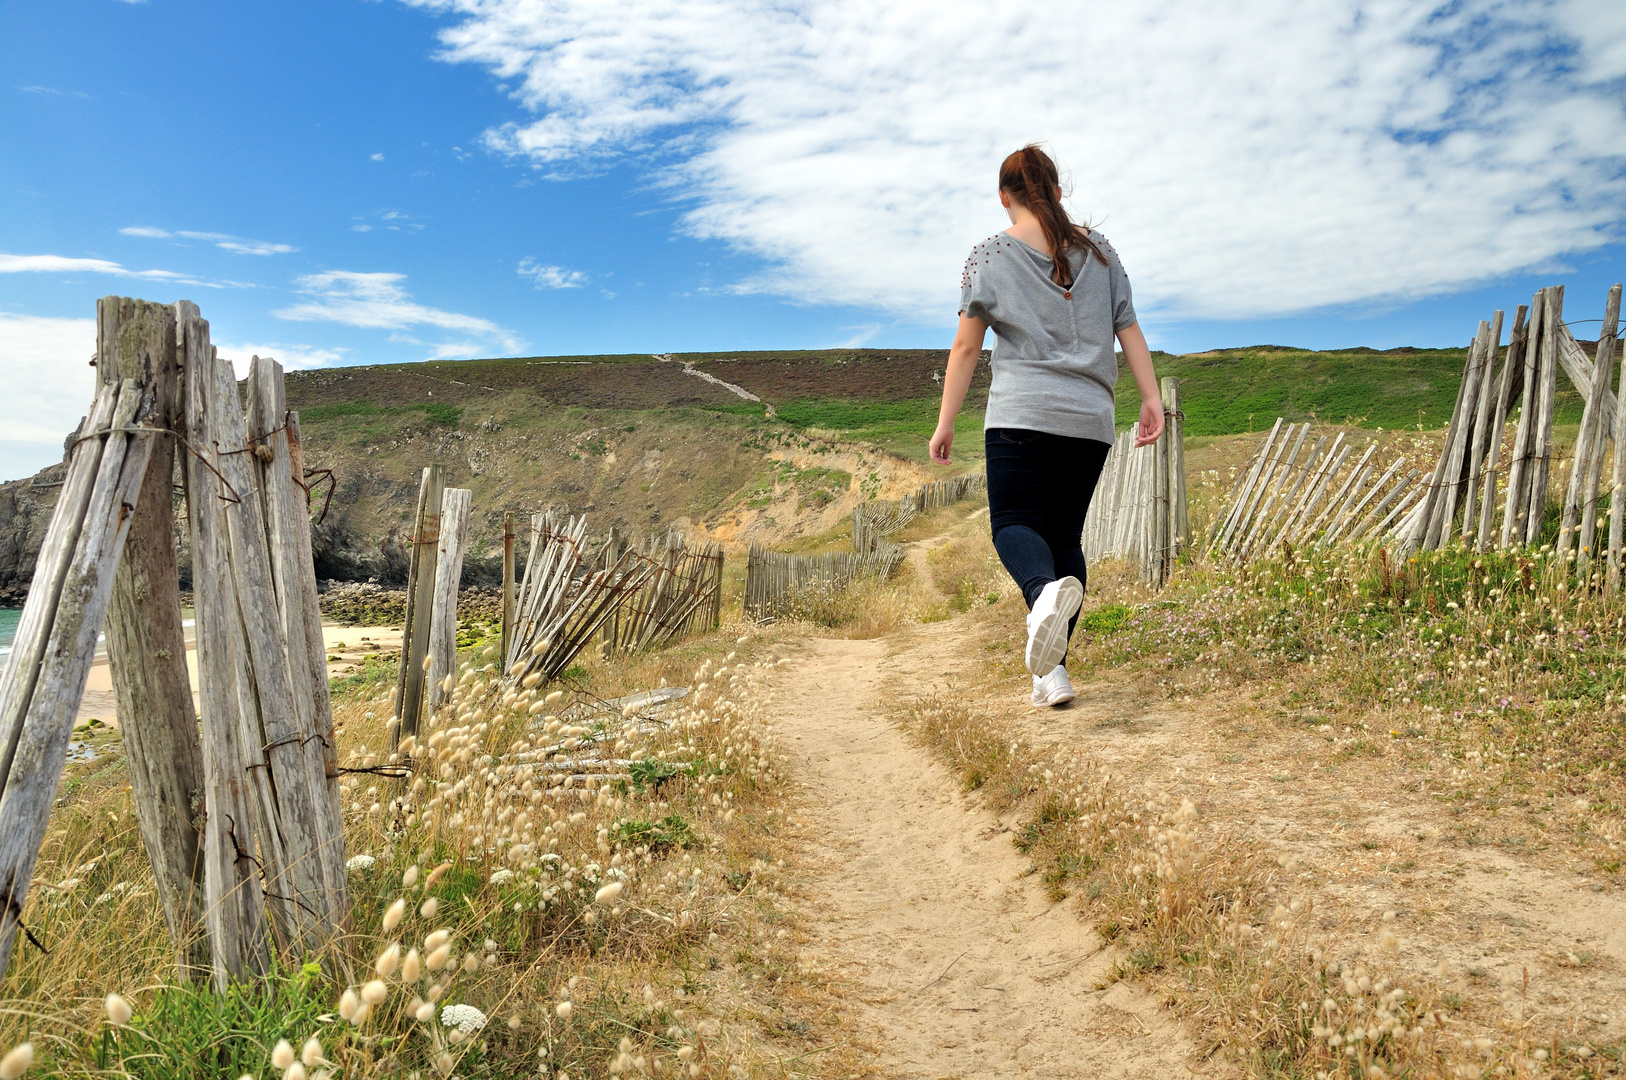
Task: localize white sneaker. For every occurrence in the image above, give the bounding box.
[1025,576,1083,676]
[1032,665,1075,707]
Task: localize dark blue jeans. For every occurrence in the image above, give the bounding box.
[986,428,1111,643]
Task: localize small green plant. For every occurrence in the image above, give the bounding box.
[628,759,694,791]
[613,814,697,853]
[107,962,331,1080]
[1077,603,1131,634]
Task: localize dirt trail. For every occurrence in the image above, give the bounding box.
[773,630,1224,1078]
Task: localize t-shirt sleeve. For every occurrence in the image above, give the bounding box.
[1103,238,1137,332]
[958,244,994,323]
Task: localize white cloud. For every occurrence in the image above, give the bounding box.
[404,0,1626,323]
[120,226,298,256]
[425,342,482,360]
[19,85,89,98]
[0,252,193,282]
[517,258,588,289]
[215,239,296,256]
[273,270,520,350]
[372,152,386,161]
[0,314,96,483]
[214,342,349,374]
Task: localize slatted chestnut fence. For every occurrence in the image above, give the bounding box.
[501,514,670,685]
[1208,283,1623,577]
[1082,376,1188,585]
[850,474,987,553]
[1208,420,1424,561]
[742,543,906,621]
[0,296,347,989]
[599,531,725,655]
[746,472,986,620]
[1401,283,1624,577]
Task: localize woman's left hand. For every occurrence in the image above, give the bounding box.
[1134,398,1165,447]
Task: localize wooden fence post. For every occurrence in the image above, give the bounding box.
[1575,290,1621,576]
[178,306,270,988]
[501,511,516,665]
[244,355,347,919]
[0,377,158,980]
[96,297,209,978]
[1557,317,1614,562]
[393,465,443,745]
[428,488,473,711]
[1461,311,1504,543]
[186,334,347,975]
[1479,306,1527,552]
[1525,287,1565,545]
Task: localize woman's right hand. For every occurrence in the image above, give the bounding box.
[929,422,954,464]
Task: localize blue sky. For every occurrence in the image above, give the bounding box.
[2,0,1624,481]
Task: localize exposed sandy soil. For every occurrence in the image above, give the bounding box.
[763,564,1626,1074]
[769,630,1230,1078]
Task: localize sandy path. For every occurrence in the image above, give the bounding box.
[774,633,1221,1078]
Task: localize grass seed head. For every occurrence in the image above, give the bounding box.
[402,948,421,982]
[301,1037,322,1067]
[361,979,388,1005]
[420,897,439,919]
[104,992,131,1027]
[382,897,407,932]
[0,1044,31,1080]
[272,1039,296,1070]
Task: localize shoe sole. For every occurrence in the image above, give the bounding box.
[1045,688,1076,707]
[1026,577,1083,676]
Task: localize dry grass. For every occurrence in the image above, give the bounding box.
[896,692,1614,1079]
[0,619,859,1079]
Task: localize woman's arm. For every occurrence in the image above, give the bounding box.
[929,314,988,465]
[1118,322,1164,447]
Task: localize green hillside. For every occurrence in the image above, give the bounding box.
[1127,345,1587,436]
[275,341,1597,584]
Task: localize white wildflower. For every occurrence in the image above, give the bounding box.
[441,1003,488,1034]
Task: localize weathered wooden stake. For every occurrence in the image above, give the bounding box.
[188,337,347,975]
[1502,290,1547,548]
[96,297,208,978]
[178,305,270,989]
[0,377,157,980]
[501,511,516,665]
[1525,286,1564,545]
[428,488,473,711]
[1479,306,1527,552]
[393,465,443,745]
[1462,311,1505,544]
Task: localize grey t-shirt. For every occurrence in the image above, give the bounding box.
[959,230,1136,445]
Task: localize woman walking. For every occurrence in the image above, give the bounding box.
[930,145,1162,707]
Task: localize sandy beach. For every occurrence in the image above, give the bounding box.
[76,623,404,727]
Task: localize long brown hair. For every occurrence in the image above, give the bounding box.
[998,145,1108,289]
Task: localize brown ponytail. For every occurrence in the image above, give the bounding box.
[998,144,1108,289]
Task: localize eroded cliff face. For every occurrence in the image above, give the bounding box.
[0,463,64,605]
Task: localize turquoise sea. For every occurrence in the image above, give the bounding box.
[0,608,18,663]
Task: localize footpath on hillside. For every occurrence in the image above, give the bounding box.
[761,586,1626,1077]
[768,627,1224,1079]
